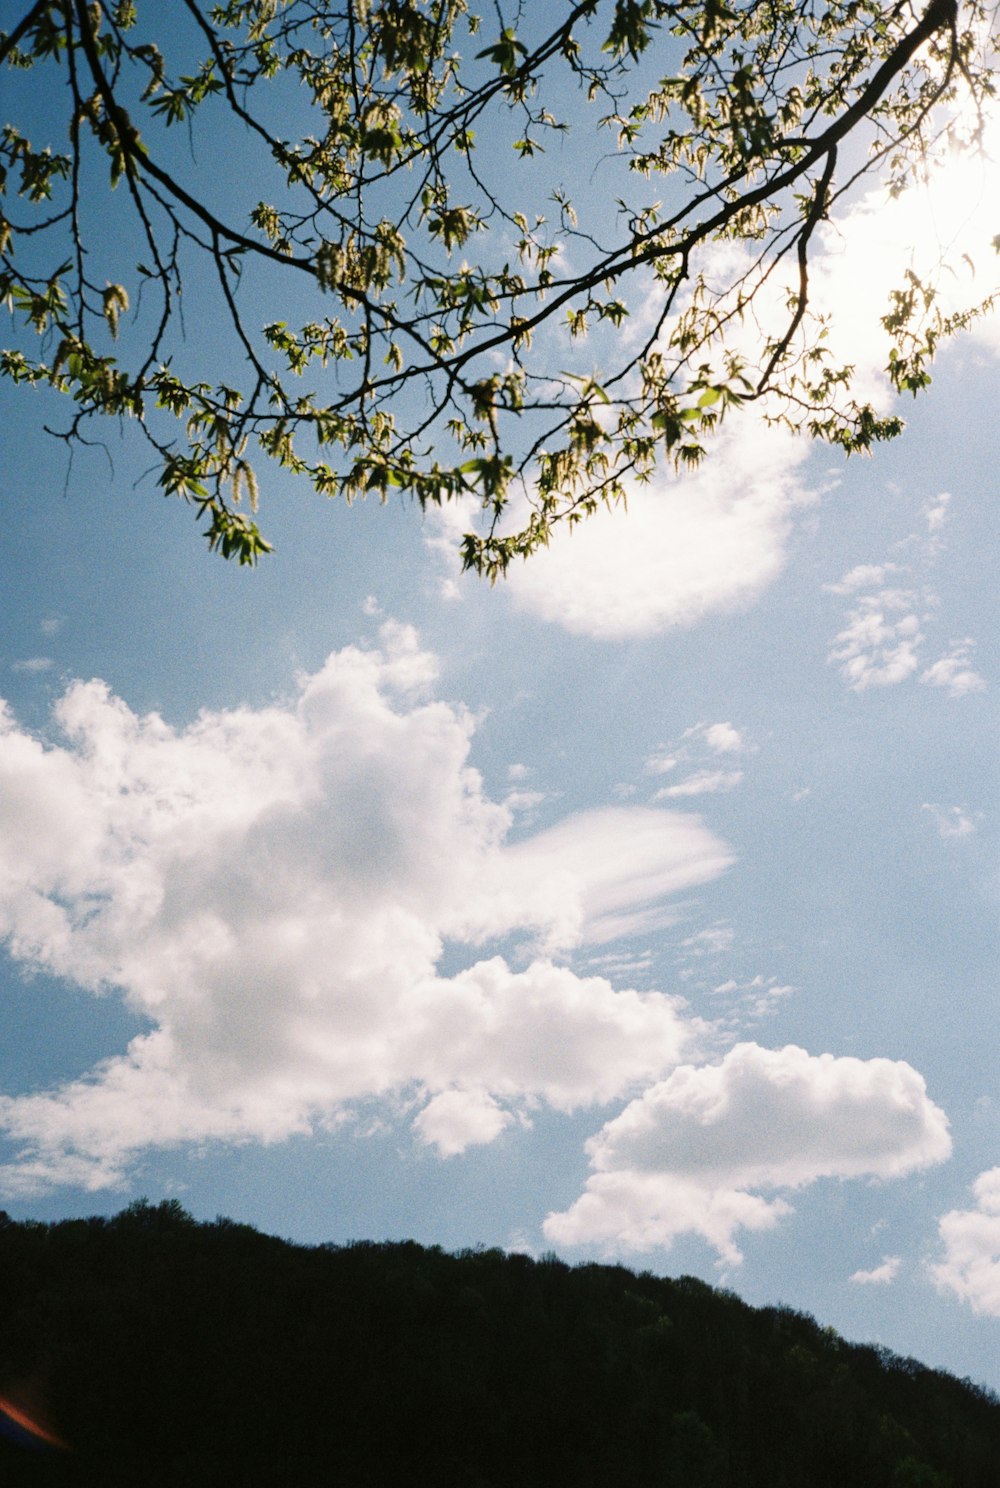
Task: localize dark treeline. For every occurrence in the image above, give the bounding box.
[0,1200,997,1487]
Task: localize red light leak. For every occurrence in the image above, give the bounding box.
[0,1392,69,1451]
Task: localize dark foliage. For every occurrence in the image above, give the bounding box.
[0,1201,997,1486]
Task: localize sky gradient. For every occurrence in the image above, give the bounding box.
[2,12,998,1395]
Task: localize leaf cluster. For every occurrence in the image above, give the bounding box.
[1,0,997,569]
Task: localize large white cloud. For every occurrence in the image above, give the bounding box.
[452,120,1000,641]
[0,626,728,1192]
[505,418,808,640]
[544,1043,951,1264]
[931,1168,1000,1317]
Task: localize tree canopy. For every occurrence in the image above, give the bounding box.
[1,0,997,570]
[2,1205,999,1486]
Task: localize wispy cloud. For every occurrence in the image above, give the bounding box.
[678,924,735,960]
[710,975,795,1025]
[11,658,53,675]
[644,722,750,803]
[849,1256,902,1286]
[823,563,901,596]
[424,107,1000,646]
[644,752,678,776]
[920,642,986,698]
[921,803,978,839]
[654,769,744,800]
[923,492,952,535]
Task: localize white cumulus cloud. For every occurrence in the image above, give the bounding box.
[544,1043,951,1265]
[0,628,729,1190]
[829,598,924,689]
[920,643,986,698]
[931,1168,1000,1317]
[412,1088,513,1156]
[468,119,1000,642]
[702,722,744,754]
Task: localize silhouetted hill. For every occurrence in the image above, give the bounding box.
[0,1200,996,1486]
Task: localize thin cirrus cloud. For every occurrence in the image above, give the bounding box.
[850,1256,902,1286]
[0,624,731,1193]
[653,769,745,800]
[932,1168,1000,1318]
[544,1043,951,1265]
[11,658,53,674]
[646,721,748,801]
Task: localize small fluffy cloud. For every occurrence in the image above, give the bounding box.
[921,803,977,839]
[827,560,984,697]
[850,1256,901,1286]
[920,643,986,698]
[711,975,794,1026]
[932,1168,1000,1317]
[702,722,743,754]
[11,658,53,674]
[0,630,729,1190]
[412,1089,513,1156]
[829,597,923,689]
[544,1043,951,1265]
[923,493,952,535]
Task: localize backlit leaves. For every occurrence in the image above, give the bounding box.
[1,0,996,573]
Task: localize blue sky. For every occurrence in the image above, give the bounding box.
[2,5,999,1394]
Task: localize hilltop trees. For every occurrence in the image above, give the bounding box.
[1,1207,999,1486]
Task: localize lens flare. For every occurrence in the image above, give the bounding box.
[0,1393,68,1452]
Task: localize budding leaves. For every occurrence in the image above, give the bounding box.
[102,283,129,340]
[0,0,993,571]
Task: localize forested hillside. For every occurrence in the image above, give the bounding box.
[1,1201,996,1487]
